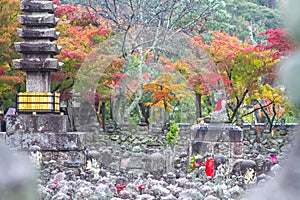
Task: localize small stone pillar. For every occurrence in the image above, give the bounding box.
[121,116,130,135]
[138,117,148,134]
[126,146,145,176]
[106,119,115,135]
[279,118,287,137]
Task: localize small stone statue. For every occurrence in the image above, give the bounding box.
[106,119,115,134]
[279,118,287,136]
[207,90,229,123]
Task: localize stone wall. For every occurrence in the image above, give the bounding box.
[0,120,297,178]
[79,124,295,177]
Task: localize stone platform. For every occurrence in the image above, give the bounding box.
[3,114,87,166]
[190,123,243,159]
[6,115,67,134]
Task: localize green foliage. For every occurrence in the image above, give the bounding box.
[189,154,204,171]
[189,154,197,171]
[281,103,300,123]
[172,94,197,123]
[166,120,179,147]
[246,0,280,8]
[224,0,283,43]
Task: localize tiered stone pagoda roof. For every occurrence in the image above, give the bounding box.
[13,0,62,72]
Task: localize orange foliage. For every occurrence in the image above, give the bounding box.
[52,3,113,100]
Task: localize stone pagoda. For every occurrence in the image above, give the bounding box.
[4,0,86,167]
[14,0,61,97]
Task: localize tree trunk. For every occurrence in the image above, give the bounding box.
[110,99,113,121]
[149,106,154,132]
[113,59,130,124]
[125,48,144,117]
[162,109,168,131]
[229,90,249,123]
[96,102,102,128]
[195,92,202,120]
[139,102,149,124]
[113,87,122,124]
[100,102,106,131]
[66,100,76,131]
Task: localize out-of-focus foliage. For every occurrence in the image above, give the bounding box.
[0,0,25,111]
[53,2,112,100]
[224,0,283,43]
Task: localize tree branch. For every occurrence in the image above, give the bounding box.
[241,101,274,118]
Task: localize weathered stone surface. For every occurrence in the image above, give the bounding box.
[6,115,68,135]
[212,142,230,157]
[6,132,86,151]
[143,152,166,177]
[20,1,55,13]
[13,58,62,71]
[53,132,86,150]
[17,28,59,40]
[191,124,242,142]
[230,142,243,158]
[18,14,58,27]
[191,141,212,155]
[26,72,51,92]
[195,129,230,142]
[178,135,189,146]
[14,42,61,55]
[190,123,243,160]
[229,130,243,142]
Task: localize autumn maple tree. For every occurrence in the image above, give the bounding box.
[195,31,280,123]
[52,2,111,97]
[249,28,297,128]
[52,2,122,130]
[249,85,287,131]
[260,28,296,59]
[79,0,229,125]
[142,58,189,126]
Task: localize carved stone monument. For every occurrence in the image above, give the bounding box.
[190,92,243,164]
[3,0,86,167]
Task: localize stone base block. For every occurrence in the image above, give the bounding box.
[230,142,243,158]
[6,132,86,151]
[41,151,85,167]
[190,123,243,159]
[191,124,243,142]
[6,114,67,135]
[212,142,230,157]
[191,141,212,155]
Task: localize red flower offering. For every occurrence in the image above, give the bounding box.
[51,180,58,185]
[115,184,126,193]
[270,155,278,163]
[205,158,214,178]
[193,161,205,169]
[137,184,144,190]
